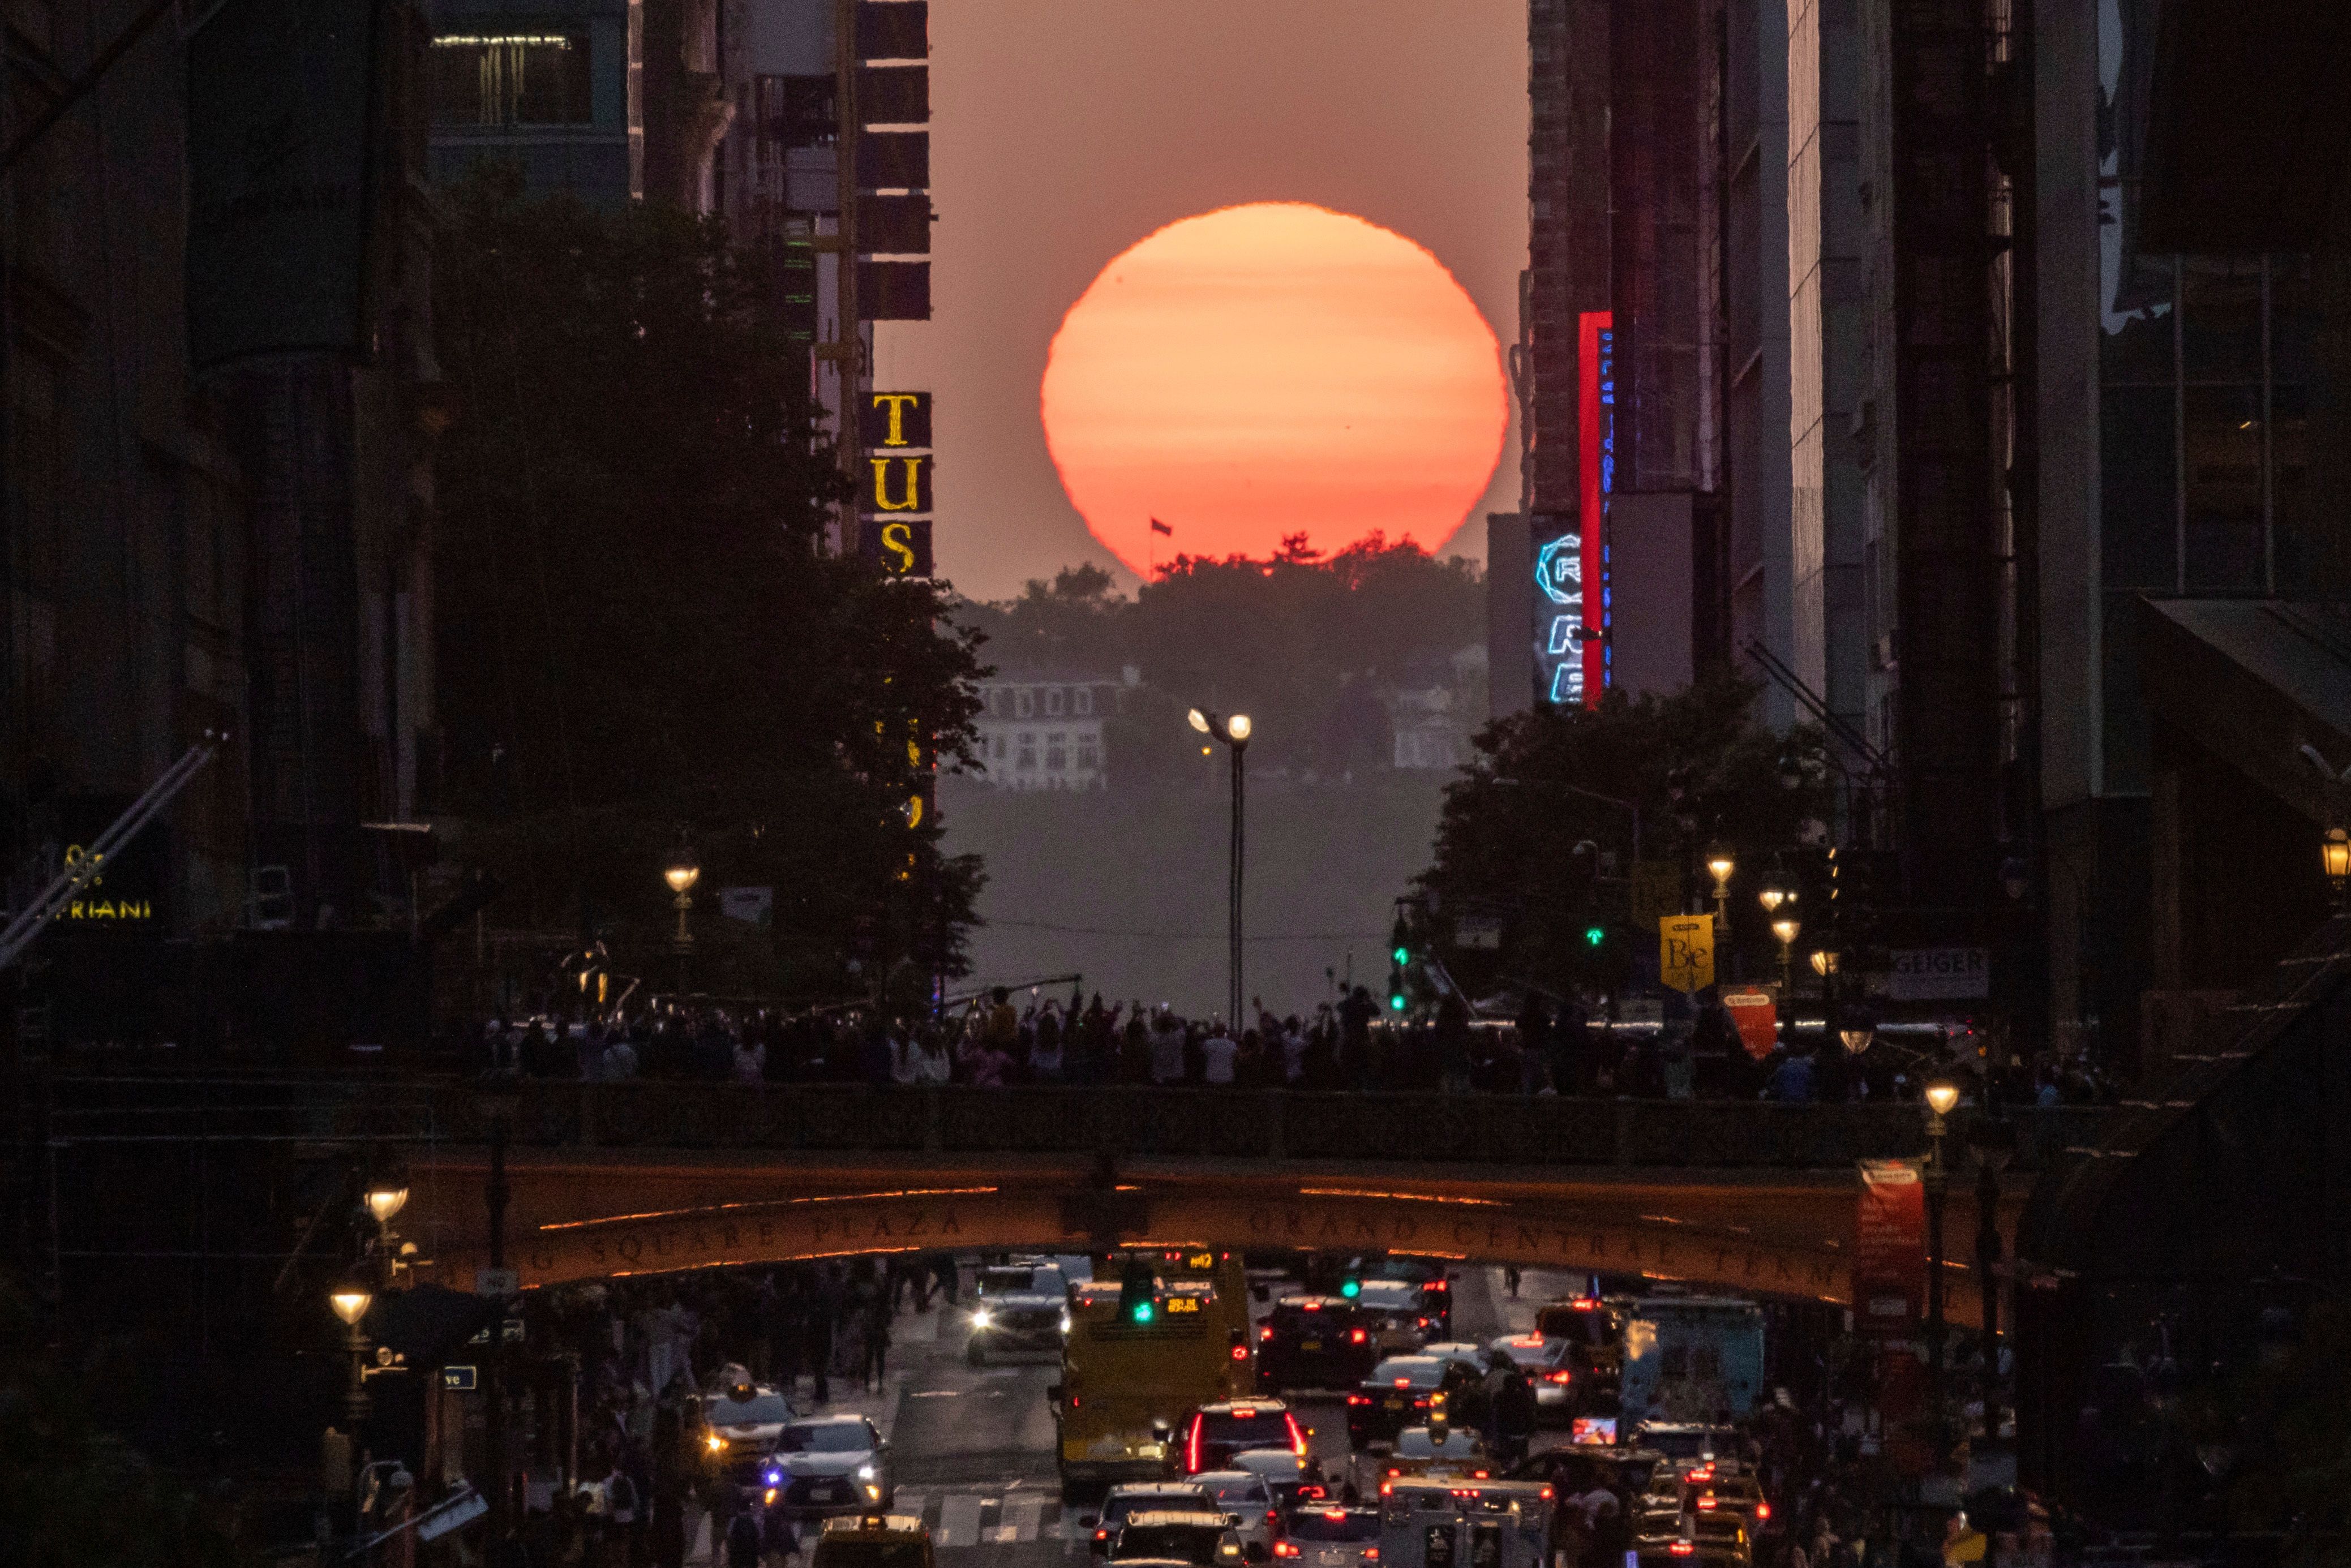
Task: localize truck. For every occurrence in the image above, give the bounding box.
[1053,1249,1254,1501]
[1615,1295,1766,1429]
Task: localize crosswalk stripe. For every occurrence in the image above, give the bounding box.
[1001,1496,1045,1543]
[895,1492,929,1522]
[937,1493,985,1548]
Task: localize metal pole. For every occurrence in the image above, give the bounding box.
[1925,1133,1949,1417]
[1230,744,1246,1026]
[486,1112,510,1538]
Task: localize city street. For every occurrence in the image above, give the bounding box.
[682,1264,1578,1568]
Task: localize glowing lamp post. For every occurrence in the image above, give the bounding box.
[1923,1078,1961,1416]
[2325,827,2350,909]
[1189,707,1252,1025]
[1769,916,1800,993]
[329,1274,376,1426]
[1705,846,1736,948]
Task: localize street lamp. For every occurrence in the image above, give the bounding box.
[2324,828,2350,908]
[1757,887,1787,913]
[1188,707,1253,1025]
[1809,947,1839,978]
[1922,1077,1959,1424]
[664,837,700,994]
[1770,916,1800,991]
[330,1272,376,1427]
[1705,846,1735,936]
[365,1180,409,1227]
[1837,1007,1876,1056]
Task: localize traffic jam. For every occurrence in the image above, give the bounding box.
[703,1249,1788,1568]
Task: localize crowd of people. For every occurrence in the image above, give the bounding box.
[461,983,2118,1107]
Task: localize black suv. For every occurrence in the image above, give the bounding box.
[1344,1355,1481,1450]
[1255,1296,1376,1393]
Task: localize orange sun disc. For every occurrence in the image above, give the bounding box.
[1041,203,1507,574]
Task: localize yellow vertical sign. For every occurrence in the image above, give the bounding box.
[1659,914,1715,994]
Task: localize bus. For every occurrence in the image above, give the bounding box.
[1054,1249,1254,1500]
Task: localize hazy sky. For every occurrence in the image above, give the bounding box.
[871,0,1531,603]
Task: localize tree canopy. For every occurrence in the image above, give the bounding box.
[953,535,1485,781]
[432,168,984,994]
[1412,676,1830,995]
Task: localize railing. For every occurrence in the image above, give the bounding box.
[395,1081,2110,1172]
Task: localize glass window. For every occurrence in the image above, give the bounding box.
[430,34,592,127]
[2182,384,2263,591]
[1046,688,1066,716]
[1074,688,1094,715]
[1015,689,1034,718]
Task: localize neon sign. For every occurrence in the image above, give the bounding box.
[1577,311,1612,706]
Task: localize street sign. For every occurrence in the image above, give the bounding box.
[1876,947,1990,1000]
[474,1266,518,1296]
[1658,914,1714,993]
[1454,914,1502,950]
[440,1364,478,1391]
[1721,989,1778,1058]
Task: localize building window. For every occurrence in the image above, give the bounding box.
[1015,688,1034,718]
[1073,688,1093,716]
[990,735,1005,760]
[1016,732,1037,770]
[1076,741,1100,772]
[1045,687,1065,716]
[1045,732,1067,771]
[431,33,593,129]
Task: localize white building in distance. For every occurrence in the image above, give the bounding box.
[971,675,1127,791]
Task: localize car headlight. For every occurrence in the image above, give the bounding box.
[706,1434,727,1453]
[857,1465,877,1481]
[1061,1313,1073,1334]
[972,1308,994,1329]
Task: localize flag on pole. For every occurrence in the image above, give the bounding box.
[1149,518,1173,536]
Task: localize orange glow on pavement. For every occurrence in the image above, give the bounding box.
[1041,203,1507,572]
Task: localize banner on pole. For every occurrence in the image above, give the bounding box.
[1855,1158,1926,1337]
[1658,914,1714,994]
[1722,989,1779,1058]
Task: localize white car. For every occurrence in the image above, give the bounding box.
[1226,1447,1331,1509]
[760,1415,893,1517]
[1189,1470,1281,1560]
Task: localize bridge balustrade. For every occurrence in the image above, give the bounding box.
[409,1081,2109,1171]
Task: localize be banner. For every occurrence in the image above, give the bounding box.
[1722,989,1778,1059]
[1855,1158,1926,1336]
[1658,914,1714,993]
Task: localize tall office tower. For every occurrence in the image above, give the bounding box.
[1517,0,1722,712]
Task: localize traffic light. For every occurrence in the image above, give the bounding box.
[1584,923,1605,948]
[1388,913,1412,1012]
[1118,1260,1156,1324]
[1339,1274,1362,1300]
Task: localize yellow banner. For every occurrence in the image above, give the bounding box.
[1659,914,1715,994]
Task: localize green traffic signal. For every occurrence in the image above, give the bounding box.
[1130,1301,1155,1324]
[1340,1278,1361,1299]
[1389,994,1406,1012]
[1584,925,1605,947]
[1391,945,1409,965]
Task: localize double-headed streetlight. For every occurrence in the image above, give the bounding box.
[1769,914,1801,992]
[1705,845,1736,941]
[1189,707,1252,1025]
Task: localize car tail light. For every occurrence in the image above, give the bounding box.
[1262,1327,1275,1342]
[1274,1544,1301,1559]
[1268,1510,1279,1523]
[1347,1395,1370,1406]
[1756,1503,1771,1522]
[1412,1397,1431,1408]
[1547,1371,1572,1385]
[1539,1488,1552,1501]
[1379,1483,1393,1498]
[1187,1416,1203,1474]
[1670,1544,1695,1557]
[1301,1486,1324,1500]
[1286,1414,1307,1458]
[1303,1301,1320,1312]
[1349,1329,1367,1344]
[1472,1471,1488,1480]
[1393,1378,1411,1388]
[1427,1280,1448,1292]
[1365,1550,1379,1561]
[1697,1497,1718,1511]
[1233,1346,1250,1361]
[1095,1532,1109,1544]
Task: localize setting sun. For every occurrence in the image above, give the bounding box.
[1040,203,1508,573]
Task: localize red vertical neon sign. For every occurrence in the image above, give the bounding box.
[1576,311,1611,707]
